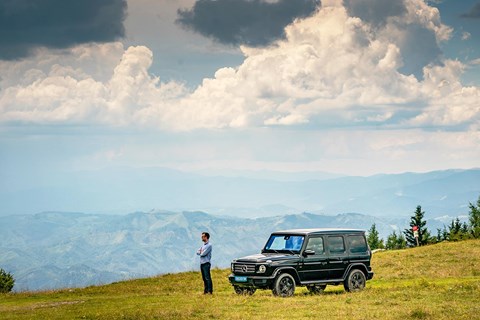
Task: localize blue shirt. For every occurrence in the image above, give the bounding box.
[197,241,212,264]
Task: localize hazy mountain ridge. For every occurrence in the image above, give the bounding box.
[1,168,479,217]
[0,209,465,291]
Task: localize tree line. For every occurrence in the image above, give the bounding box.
[367,195,480,250]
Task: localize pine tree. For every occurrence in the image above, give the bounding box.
[397,232,407,248]
[403,205,431,246]
[448,218,462,241]
[386,231,406,250]
[442,225,449,241]
[367,223,384,250]
[469,195,480,238]
[461,222,470,239]
[436,225,449,242]
[0,268,15,293]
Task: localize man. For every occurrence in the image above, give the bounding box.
[196,232,213,294]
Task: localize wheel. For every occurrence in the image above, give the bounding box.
[272,273,296,297]
[234,286,256,295]
[307,284,326,294]
[344,269,366,292]
[245,287,256,295]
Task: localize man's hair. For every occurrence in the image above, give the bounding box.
[202,232,210,239]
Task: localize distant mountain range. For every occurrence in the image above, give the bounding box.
[0,210,468,291]
[1,168,478,290]
[1,167,479,218]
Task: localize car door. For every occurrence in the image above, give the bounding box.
[326,235,349,279]
[299,236,329,282]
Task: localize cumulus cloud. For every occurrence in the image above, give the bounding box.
[344,0,451,79]
[176,0,320,47]
[0,44,186,125]
[412,61,480,129]
[0,0,127,60]
[0,0,478,132]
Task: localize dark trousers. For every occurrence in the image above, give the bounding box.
[200,262,213,293]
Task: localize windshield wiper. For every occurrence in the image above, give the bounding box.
[266,249,280,254]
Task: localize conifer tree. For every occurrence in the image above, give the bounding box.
[386,231,406,250]
[448,218,462,241]
[0,268,14,293]
[469,195,480,238]
[367,223,384,250]
[436,228,443,242]
[403,205,431,246]
[441,225,449,241]
[461,222,469,237]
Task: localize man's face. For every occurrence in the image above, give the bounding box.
[201,234,207,242]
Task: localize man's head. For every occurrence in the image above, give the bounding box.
[202,232,210,242]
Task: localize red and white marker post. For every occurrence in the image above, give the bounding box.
[412,225,419,246]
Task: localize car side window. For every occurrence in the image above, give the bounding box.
[305,237,324,255]
[328,236,345,254]
[348,235,368,253]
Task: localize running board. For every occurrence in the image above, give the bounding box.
[300,279,344,285]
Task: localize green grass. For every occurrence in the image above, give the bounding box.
[1,240,480,319]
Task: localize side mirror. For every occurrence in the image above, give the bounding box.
[303,249,315,257]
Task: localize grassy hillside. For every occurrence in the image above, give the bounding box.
[1,240,479,320]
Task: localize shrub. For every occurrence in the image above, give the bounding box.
[0,268,15,293]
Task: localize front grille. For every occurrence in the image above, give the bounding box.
[233,263,256,274]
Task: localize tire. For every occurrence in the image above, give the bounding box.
[272,273,296,297]
[234,286,256,295]
[344,269,366,292]
[307,284,326,294]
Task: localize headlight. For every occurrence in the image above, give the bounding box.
[258,265,266,273]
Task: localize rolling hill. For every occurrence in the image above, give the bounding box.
[1,239,479,319]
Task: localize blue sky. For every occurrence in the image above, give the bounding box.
[0,0,479,185]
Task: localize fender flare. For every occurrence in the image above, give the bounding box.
[272,267,301,284]
[342,263,368,279]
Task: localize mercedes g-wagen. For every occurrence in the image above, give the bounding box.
[228,228,374,297]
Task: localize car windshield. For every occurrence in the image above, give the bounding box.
[264,235,305,253]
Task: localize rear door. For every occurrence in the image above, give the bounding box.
[299,236,329,282]
[326,235,349,279]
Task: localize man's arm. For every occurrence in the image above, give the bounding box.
[200,243,212,257]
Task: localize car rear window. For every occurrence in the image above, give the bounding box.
[348,235,368,253]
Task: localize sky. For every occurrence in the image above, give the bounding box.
[0,0,479,184]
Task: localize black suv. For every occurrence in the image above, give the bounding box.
[228,228,374,297]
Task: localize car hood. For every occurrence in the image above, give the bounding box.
[234,253,298,263]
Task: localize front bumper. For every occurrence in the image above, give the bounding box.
[228,274,275,288]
